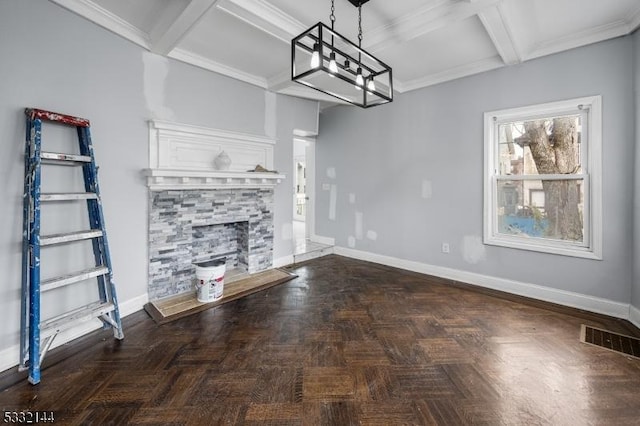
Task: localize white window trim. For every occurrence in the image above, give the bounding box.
[483,96,602,260]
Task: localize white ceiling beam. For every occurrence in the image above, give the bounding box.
[216,0,306,44]
[49,0,150,49]
[150,0,220,55]
[364,0,502,53]
[477,4,521,65]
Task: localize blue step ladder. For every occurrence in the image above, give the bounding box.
[20,108,124,385]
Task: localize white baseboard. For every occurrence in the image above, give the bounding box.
[273,255,294,268]
[335,247,631,320]
[310,234,335,246]
[630,304,640,329]
[0,293,148,374]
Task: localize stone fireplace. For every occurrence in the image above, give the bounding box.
[145,120,284,301]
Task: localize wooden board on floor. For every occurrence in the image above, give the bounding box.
[144,268,297,324]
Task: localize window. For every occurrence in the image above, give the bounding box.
[483,96,602,259]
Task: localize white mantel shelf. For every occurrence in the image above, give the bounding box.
[145,169,286,190]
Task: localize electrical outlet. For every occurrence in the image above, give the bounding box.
[441,243,450,254]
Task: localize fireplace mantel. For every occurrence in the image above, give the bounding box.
[144,168,285,190]
[145,120,285,190]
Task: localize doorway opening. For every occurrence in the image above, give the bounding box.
[293,137,310,250]
[292,136,332,260]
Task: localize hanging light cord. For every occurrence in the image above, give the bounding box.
[330,0,335,31]
[357,3,363,71]
[327,0,338,73]
[358,4,362,48]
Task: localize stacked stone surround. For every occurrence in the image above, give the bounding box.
[148,189,274,301]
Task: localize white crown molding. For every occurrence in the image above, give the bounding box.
[50,0,151,50]
[334,246,632,320]
[168,48,268,88]
[217,0,305,44]
[151,0,220,55]
[477,4,521,65]
[399,56,504,93]
[523,19,636,62]
[0,293,148,374]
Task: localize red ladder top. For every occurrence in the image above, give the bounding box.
[25,108,90,127]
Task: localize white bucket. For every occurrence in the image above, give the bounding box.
[194,259,226,303]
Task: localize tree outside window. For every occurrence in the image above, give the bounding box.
[484,96,602,259]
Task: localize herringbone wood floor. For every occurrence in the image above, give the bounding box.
[1,255,640,425]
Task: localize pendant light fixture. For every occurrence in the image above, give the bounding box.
[291,0,393,108]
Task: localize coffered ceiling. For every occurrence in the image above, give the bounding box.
[51,0,640,105]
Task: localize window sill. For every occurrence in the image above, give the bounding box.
[484,235,602,260]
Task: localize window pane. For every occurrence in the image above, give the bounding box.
[498,142,523,175]
[498,123,524,175]
[497,179,584,242]
[498,115,581,177]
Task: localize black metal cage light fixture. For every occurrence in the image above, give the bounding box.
[291,0,393,108]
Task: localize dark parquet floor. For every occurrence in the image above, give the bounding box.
[1,255,640,425]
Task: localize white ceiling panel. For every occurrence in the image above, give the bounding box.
[382,16,498,82]
[501,0,640,59]
[177,8,290,80]
[531,0,639,38]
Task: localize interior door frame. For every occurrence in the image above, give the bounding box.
[293,136,316,240]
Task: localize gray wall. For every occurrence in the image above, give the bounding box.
[633,30,640,312]
[317,36,636,305]
[0,1,317,363]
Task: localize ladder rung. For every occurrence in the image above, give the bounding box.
[40,230,103,246]
[40,301,115,339]
[41,266,109,292]
[41,152,91,164]
[41,192,98,201]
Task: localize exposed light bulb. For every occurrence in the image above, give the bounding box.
[355,67,364,90]
[367,78,376,92]
[329,52,338,74]
[310,43,320,68]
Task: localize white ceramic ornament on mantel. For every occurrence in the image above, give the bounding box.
[214,151,231,170]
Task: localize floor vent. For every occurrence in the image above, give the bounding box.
[580,324,640,359]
